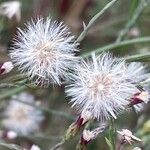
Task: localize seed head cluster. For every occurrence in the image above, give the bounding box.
[9,16,149,122]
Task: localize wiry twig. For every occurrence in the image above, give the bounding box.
[0,143,23,150]
[82,36,150,57]
[116,0,150,42]
[76,0,119,43]
[49,140,65,150]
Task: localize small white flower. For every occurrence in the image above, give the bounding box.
[30,145,40,150]
[0,61,14,75]
[66,52,147,121]
[9,17,78,87]
[0,1,21,21]
[117,129,141,145]
[2,92,44,135]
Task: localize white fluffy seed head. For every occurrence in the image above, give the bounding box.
[30,145,41,150]
[66,52,147,121]
[9,17,78,87]
[2,92,44,135]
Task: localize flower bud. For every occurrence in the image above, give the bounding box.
[129,91,149,106]
[0,61,14,75]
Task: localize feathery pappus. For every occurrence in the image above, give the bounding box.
[66,52,149,121]
[9,17,78,87]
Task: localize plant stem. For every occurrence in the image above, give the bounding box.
[0,85,27,100]
[76,0,119,43]
[49,139,65,150]
[81,36,150,57]
[108,118,116,150]
[125,52,150,62]
[0,143,23,150]
[116,0,150,42]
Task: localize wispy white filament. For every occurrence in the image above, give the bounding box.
[66,52,147,121]
[10,17,78,86]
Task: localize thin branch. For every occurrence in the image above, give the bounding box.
[49,140,65,150]
[81,36,150,57]
[125,52,150,62]
[0,85,27,100]
[76,0,119,43]
[116,0,150,42]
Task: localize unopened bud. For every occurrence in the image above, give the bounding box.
[77,110,92,126]
[130,91,149,106]
[0,61,14,75]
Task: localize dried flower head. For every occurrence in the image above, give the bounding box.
[2,92,44,135]
[66,52,147,121]
[117,129,141,145]
[0,1,21,21]
[9,17,78,86]
[81,123,107,145]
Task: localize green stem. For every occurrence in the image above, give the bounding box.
[81,36,150,57]
[0,143,23,150]
[49,139,65,150]
[108,119,116,150]
[76,0,119,43]
[0,85,27,100]
[125,52,150,62]
[116,0,150,42]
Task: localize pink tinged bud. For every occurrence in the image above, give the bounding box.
[0,61,14,75]
[130,91,149,106]
[64,111,93,141]
[78,110,92,126]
